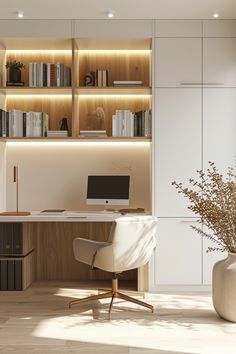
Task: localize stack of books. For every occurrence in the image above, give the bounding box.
[113,80,143,87]
[47,130,68,138]
[112,109,151,137]
[0,109,48,137]
[79,130,107,138]
[29,63,71,87]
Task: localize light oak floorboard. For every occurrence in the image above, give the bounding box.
[0,282,236,354]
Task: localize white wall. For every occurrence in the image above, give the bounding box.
[6,142,151,212]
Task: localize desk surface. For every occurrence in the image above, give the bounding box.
[0,211,148,222]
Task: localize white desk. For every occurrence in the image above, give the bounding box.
[0,211,147,291]
[0,211,123,223]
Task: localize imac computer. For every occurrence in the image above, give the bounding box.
[86,175,130,206]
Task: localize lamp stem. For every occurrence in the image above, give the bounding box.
[14,166,19,213]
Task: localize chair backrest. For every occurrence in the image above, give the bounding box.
[95,215,157,273]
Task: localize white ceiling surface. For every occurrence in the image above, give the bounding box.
[0,0,236,19]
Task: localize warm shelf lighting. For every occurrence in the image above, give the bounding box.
[79,50,151,54]
[78,95,151,99]
[6,141,151,147]
[6,95,71,99]
[6,50,71,54]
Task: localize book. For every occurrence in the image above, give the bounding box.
[6,81,24,87]
[102,70,108,87]
[96,70,103,87]
[47,130,68,137]
[79,129,107,138]
[113,80,143,86]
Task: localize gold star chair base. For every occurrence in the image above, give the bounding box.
[69,276,153,319]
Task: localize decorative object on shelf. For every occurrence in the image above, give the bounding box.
[0,166,30,216]
[6,60,25,86]
[87,106,106,131]
[172,162,236,322]
[59,117,69,134]
[84,71,95,86]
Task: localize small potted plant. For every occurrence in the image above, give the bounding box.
[172,162,236,322]
[6,60,25,84]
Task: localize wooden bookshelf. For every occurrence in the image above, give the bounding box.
[0,37,152,141]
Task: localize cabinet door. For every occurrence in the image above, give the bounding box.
[150,218,202,288]
[203,88,236,172]
[155,20,202,38]
[155,38,202,87]
[154,88,202,217]
[203,20,236,37]
[203,38,236,87]
[73,20,152,38]
[0,20,72,37]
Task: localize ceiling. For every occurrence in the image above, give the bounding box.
[1,0,236,20]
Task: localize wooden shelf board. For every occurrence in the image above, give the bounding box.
[76,87,152,95]
[0,137,151,143]
[0,87,72,95]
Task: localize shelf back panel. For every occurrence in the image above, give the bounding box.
[77,95,151,136]
[77,51,151,87]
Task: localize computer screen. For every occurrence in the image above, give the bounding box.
[86,175,130,206]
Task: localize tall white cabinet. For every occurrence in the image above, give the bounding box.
[151,19,236,291]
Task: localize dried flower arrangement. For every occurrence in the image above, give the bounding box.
[172,162,236,253]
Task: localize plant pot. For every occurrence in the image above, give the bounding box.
[9,67,22,83]
[213,252,236,322]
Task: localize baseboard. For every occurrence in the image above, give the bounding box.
[149,284,212,292]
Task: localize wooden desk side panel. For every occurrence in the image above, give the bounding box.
[23,223,35,255]
[22,251,35,290]
[32,222,136,282]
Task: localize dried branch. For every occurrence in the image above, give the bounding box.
[172,162,236,253]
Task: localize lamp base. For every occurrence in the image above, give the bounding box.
[0,211,31,216]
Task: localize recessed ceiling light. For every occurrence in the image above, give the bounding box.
[17,11,24,18]
[213,12,219,18]
[106,11,114,18]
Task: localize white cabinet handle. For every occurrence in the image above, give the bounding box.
[180,219,199,223]
[180,83,224,86]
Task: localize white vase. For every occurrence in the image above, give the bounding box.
[213,252,236,322]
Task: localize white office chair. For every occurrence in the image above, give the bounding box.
[69,215,157,318]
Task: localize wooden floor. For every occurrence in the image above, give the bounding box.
[0,281,236,354]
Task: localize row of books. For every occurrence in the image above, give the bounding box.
[0,109,48,137]
[84,70,108,87]
[29,62,71,87]
[0,259,23,291]
[112,109,151,137]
